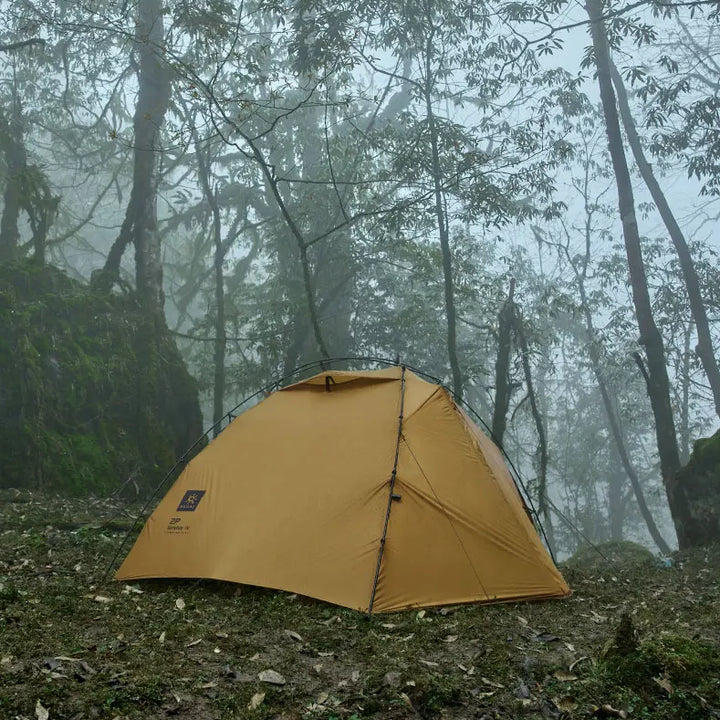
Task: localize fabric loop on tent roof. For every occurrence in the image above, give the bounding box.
[282,367,402,389]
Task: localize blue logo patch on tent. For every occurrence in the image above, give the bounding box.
[177,490,206,512]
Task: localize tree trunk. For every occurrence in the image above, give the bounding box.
[424,33,462,399]
[0,100,26,263]
[610,60,720,420]
[28,181,58,265]
[101,205,135,285]
[118,0,172,467]
[211,228,226,437]
[491,279,515,446]
[586,0,687,547]
[300,99,355,358]
[211,218,226,436]
[132,0,170,309]
[100,0,170,307]
[258,151,329,363]
[255,146,327,368]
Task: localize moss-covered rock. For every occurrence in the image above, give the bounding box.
[674,429,720,546]
[0,261,203,495]
[563,540,657,573]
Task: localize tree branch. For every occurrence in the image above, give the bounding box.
[0,39,45,52]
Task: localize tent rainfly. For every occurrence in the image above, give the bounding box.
[116,366,570,612]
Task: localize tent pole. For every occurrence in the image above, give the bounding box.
[367,365,407,614]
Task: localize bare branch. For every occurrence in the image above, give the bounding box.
[0,39,45,52]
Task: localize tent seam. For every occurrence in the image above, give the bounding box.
[403,385,442,424]
[367,366,407,614]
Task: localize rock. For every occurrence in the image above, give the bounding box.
[258,669,286,685]
[563,541,656,573]
[674,429,720,546]
[0,262,203,494]
[383,671,402,687]
[613,613,638,656]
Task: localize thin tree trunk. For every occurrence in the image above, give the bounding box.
[100,201,135,284]
[610,60,720,420]
[560,145,670,551]
[260,169,329,362]
[567,250,672,553]
[586,0,686,546]
[492,278,515,446]
[424,32,462,399]
[258,168,329,365]
[298,241,330,362]
[607,444,625,541]
[281,319,303,379]
[211,208,226,437]
[302,98,356,358]
[194,140,226,437]
[29,181,58,265]
[599,364,672,553]
[680,321,692,464]
[513,308,555,553]
[0,97,57,266]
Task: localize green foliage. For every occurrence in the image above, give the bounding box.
[0,261,202,495]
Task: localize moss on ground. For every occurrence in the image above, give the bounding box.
[582,633,720,719]
[0,261,203,495]
[1,495,719,719]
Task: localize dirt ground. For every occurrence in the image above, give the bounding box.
[1,490,719,719]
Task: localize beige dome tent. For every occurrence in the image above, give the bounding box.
[116,366,569,612]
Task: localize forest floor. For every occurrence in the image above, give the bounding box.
[1,490,719,720]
